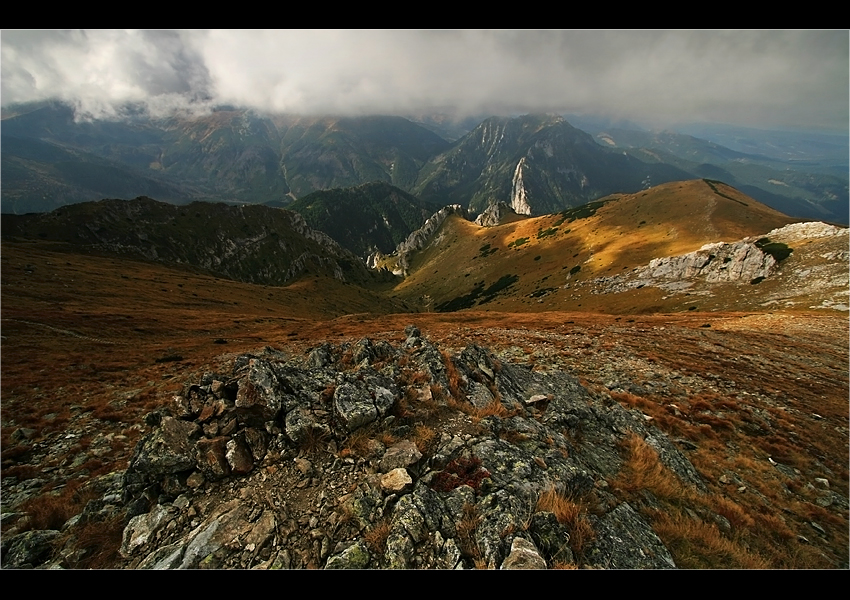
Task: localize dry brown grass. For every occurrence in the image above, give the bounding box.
[65,514,125,569]
[552,561,579,569]
[2,464,41,481]
[320,384,336,404]
[377,430,398,448]
[3,237,847,569]
[536,487,595,559]
[339,427,373,458]
[472,398,512,422]
[19,482,99,532]
[364,519,391,554]
[456,503,482,563]
[499,429,529,446]
[650,511,771,569]
[712,496,755,531]
[442,351,465,401]
[611,431,843,569]
[412,424,438,456]
[612,433,690,503]
[298,426,330,456]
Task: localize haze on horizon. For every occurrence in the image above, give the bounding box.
[1,30,848,134]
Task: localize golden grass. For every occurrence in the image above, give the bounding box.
[412,424,438,456]
[536,488,595,559]
[612,433,690,503]
[650,511,771,569]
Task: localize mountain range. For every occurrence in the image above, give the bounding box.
[2,103,846,224]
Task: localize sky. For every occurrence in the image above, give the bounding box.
[1,30,848,132]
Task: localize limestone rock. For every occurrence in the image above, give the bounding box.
[501,537,547,569]
[381,468,413,494]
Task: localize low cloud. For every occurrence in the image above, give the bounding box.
[2,30,847,131]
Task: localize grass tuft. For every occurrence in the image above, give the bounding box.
[536,487,595,559]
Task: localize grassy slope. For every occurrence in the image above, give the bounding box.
[390,180,801,314]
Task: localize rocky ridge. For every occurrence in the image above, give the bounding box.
[118,326,699,569]
[376,205,469,277]
[1,198,379,287]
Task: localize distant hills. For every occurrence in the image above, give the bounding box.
[286,181,440,259]
[2,102,846,224]
[1,197,386,288]
[596,128,849,223]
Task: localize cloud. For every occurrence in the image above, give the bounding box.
[2,29,847,131]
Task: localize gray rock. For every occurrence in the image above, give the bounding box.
[235,358,286,421]
[129,417,201,478]
[475,201,517,227]
[380,440,422,473]
[333,383,378,432]
[121,504,172,558]
[529,510,574,565]
[585,502,676,569]
[0,529,60,568]
[501,536,547,569]
[325,541,371,569]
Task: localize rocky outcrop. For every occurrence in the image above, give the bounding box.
[388,205,468,276]
[591,238,779,295]
[475,201,517,227]
[108,327,707,569]
[588,222,849,310]
[641,240,776,284]
[510,158,533,216]
[765,221,846,243]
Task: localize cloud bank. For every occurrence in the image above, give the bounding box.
[2,30,847,131]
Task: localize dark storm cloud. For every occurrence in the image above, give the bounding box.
[2,30,847,131]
